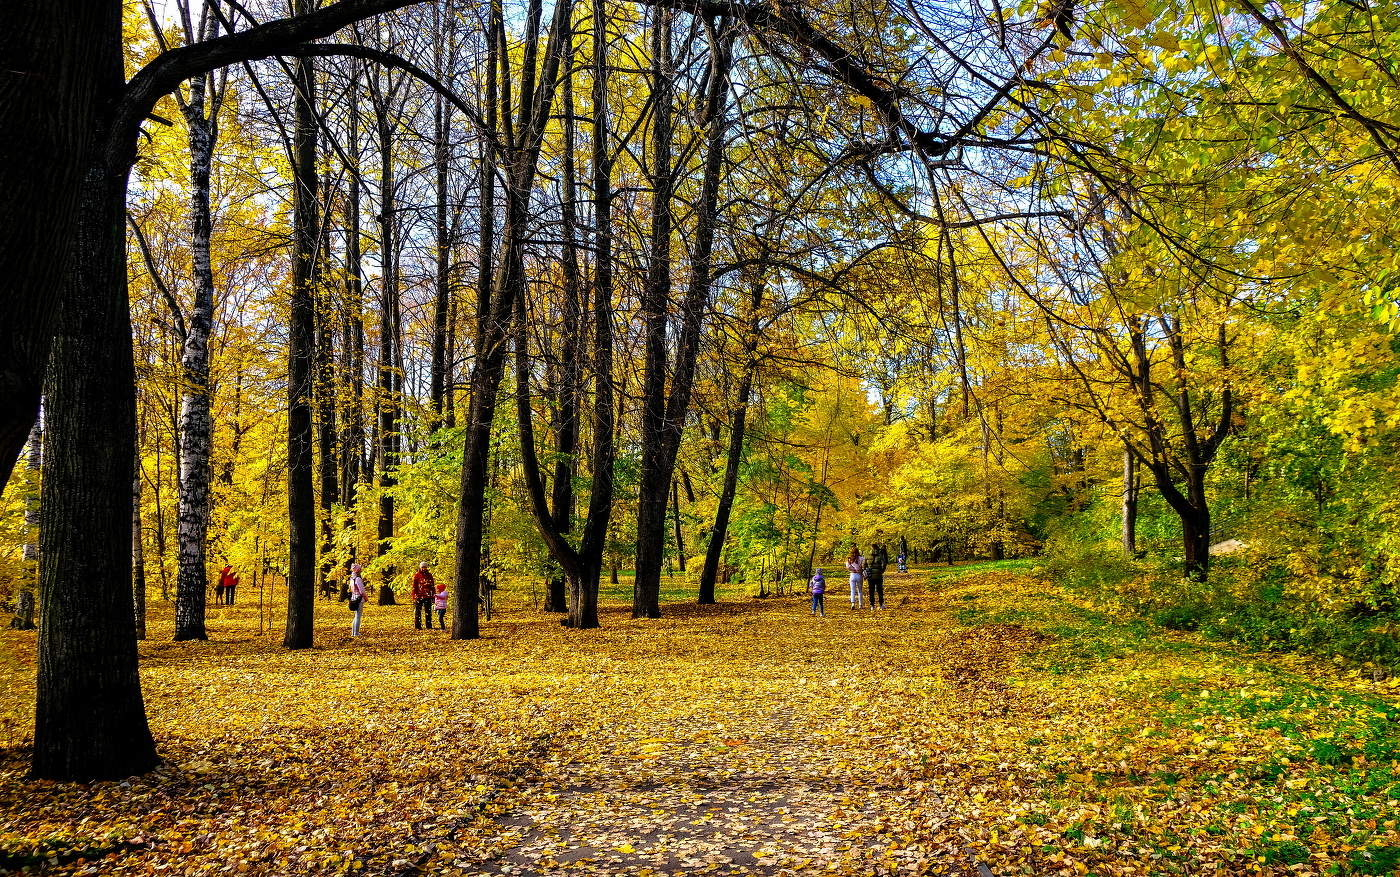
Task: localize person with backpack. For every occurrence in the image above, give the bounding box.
[348,563,367,637]
[866,543,888,610]
[845,547,865,609]
[411,562,436,629]
[808,569,827,617]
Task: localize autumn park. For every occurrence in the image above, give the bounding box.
[2,0,1400,873]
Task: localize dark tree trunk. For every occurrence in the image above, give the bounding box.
[429,72,452,429]
[1121,447,1138,556]
[0,2,111,492]
[455,0,570,638]
[35,138,158,780]
[453,0,501,641]
[634,17,734,617]
[284,34,319,650]
[315,175,339,598]
[543,48,583,616]
[671,479,686,573]
[374,107,399,606]
[632,6,674,620]
[340,76,365,507]
[567,0,616,631]
[699,368,751,605]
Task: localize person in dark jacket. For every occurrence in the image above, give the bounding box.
[866,543,888,610]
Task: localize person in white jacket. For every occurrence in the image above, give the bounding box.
[348,563,367,637]
[845,547,865,610]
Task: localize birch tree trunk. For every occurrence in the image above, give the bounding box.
[133,447,147,640]
[10,417,41,630]
[173,51,219,642]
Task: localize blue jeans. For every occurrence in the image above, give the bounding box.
[810,593,825,615]
[351,603,363,636]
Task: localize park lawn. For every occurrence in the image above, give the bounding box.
[0,564,1394,876]
[878,566,1400,876]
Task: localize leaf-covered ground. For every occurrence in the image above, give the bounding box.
[2,565,1398,875]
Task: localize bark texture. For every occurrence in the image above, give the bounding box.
[285,29,319,650]
[173,51,219,642]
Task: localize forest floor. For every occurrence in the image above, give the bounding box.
[2,564,1400,876]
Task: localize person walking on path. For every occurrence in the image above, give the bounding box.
[433,581,448,629]
[224,566,238,605]
[412,562,436,629]
[808,569,827,617]
[866,543,887,610]
[348,563,367,637]
[845,547,865,610]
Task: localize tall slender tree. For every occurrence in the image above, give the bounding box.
[172,5,225,643]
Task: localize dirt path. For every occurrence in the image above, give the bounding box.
[455,602,980,876]
[467,705,928,876]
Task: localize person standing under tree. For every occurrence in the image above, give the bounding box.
[845,547,865,610]
[224,566,238,605]
[866,543,887,610]
[348,563,367,637]
[215,564,229,605]
[412,562,436,629]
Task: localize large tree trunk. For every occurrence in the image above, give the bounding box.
[567,0,616,631]
[632,6,674,620]
[173,59,219,643]
[35,141,158,780]
[456,0,572,637]
[452,0,502,641]
[634,16,733,618]
[0,2,111,491]
[284,34,319,650]
[11,418,42,630]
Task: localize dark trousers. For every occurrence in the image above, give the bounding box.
[436,608,446,629]
[415,597,433,628]
[867,574,884,608]
[225,585,236,605]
